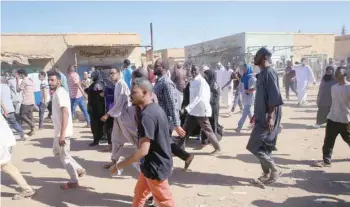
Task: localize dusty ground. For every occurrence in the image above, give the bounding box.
[1,85,350,207]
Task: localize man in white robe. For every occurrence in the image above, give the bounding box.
[294,58,316,105]
[221,63,234,107]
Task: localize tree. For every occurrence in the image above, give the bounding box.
[341,25,346,36]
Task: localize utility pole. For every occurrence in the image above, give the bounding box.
[150,22,154,63]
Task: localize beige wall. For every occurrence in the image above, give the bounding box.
[291,33,335,61]
[334,35,350,61]
[1,33,141,72]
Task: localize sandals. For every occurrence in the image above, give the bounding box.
[102,145,112,152]
[12,189,35,200]
[60,182,79,190]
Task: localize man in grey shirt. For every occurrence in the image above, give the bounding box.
[1,77,27,140]
[7,70,22,118]
[314,66,350,167]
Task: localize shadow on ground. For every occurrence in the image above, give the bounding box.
[252,195,350,207]
[1,176,133,207]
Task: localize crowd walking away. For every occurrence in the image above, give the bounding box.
[1,48,350,205]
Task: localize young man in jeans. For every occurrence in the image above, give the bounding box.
[67,65,90,127]
[111,78,175,207]
[314,66,350,167]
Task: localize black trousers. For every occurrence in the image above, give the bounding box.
[20,104,34,129]
[322,119,350,163]
[168,127,191,161]
[47,101,52,117]
[285,81,297,99]
[90,115,104,144]
[105,117,114,145]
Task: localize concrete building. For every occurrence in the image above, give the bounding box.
[334,35,350,61]
[145,48,185,64]
[1,33,143,75]
[185,32,335,69]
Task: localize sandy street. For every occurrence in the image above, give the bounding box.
[1,85,349,207]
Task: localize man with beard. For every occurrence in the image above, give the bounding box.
[246,48,283,185]
[153,58,194,170]
[48,71,85,190]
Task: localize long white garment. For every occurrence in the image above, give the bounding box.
[0,115,16,165]
[221,69,234,106]
[216,65,226,88]
[294,65,316,103]
[186,74,212,117]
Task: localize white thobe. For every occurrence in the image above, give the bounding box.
[221,69,234,107]
[294,65,316,103]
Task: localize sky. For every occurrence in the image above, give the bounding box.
[1,1,349,50]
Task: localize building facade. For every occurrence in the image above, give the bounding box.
[185,32,335,69]
[1,33,142,75]
[334,35,350,62]
[145,48,185,64]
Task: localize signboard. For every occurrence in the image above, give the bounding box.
[79,48,130,58]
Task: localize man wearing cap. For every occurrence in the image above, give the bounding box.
[246,47,283,185]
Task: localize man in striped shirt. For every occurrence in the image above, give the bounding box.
[67,65,91,127]
[16,69,36,136]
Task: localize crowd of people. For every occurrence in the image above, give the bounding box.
[1,48,350,206]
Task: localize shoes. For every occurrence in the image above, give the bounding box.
[313,124,321,129]
[312,161,331,168]
[89,142,99,147]
[20,134,28,140]
[235,128,241,133]
[184,154,194,170]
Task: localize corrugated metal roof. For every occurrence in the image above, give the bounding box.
[1,52,53,65]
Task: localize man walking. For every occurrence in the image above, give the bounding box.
[67,65,90,127]
[180,65,222,154]
[246,48,283,185]
[16,69,35,136]
[7,70,22,120]
[221,63,234,107]
[283,60,298,100]
[48,71,85,190]
[313,66,350,167]
[294,58,316,105]
[153,58,194,170]
[1,77,28,140]
[111,78,175,207]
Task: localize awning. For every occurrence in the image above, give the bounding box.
[1,52,53,66]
